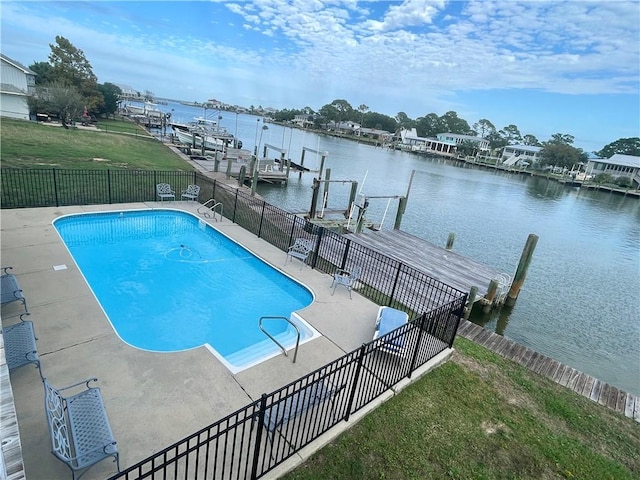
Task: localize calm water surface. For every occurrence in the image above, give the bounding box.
[164,103,640,395]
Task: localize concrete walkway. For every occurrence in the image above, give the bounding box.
[0,201,386,480]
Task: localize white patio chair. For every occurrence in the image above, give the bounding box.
[181,184,200,201]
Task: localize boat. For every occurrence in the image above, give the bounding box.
[170,117,235,152]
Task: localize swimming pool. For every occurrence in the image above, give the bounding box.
[53,209,319,373]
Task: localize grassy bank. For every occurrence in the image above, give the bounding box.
[0,117,190,171]
[283,337,639,480]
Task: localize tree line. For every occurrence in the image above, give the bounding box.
[25,36,639,168]
[270,99,640,170]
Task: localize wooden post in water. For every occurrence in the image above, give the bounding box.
[506,234,539,307]
[465,286,478,319]
[279,151,286,172]
[299,149,306,179]
[309,177,320,219]
[483,279,499,313]
[323,169,331,209]
[238,165,246,187]
[394,169,415,230]
[318,153,327,182]
[226,157,232,179]
[347,181,358,217]
[356,197,369,233]
[446,232,456,250]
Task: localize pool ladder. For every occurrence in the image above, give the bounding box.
[197,199,223,221]
[259,316,300,364]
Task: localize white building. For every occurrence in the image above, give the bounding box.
[293,114,314,128]
[501,145,542,167]
[0,53,37,120]
[397,128,457,156]
[436,133,490,152]
[585,154,640,187]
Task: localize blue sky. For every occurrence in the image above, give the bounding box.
[1,0,639,152]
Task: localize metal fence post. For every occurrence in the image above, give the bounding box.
[389,263,402,306]
[344,344,366,422]
[340,239,351,270]
[258,201,266,238]
[233,189,239,223]
[288,217,297,247]
[107,170,112,204]
[52,169,59,207]
[310,226,324,269]
[448,295,467,348]
[250,394,268,480]
[408,314,427,378]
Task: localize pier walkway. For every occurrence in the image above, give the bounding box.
[345,229,510,301]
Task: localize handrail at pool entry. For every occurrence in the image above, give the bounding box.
[259,316,301,363]
[197,198,223,221]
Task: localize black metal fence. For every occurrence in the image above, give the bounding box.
[1,168,197,208]
[2,168,467,479]
[107,297,465,480]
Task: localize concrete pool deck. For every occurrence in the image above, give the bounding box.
[0,201,406,479]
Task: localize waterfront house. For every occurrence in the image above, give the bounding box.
[357,127,393,143]
[0,53,36,120]
[501,145,542,167]
[398,128,457,156]
[293,114,314,128]
[437,133,490,152]
[328,120,360,135]
[585,154,640,187]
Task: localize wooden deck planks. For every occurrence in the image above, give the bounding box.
[456,320,638,423]
[345,229,508,298]
[0,331,26,480]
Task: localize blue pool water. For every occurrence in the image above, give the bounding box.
[53,209,317,372]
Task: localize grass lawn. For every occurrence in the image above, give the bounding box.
[283,337,640,480]
[0,117,190,171]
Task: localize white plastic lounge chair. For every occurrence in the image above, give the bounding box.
[181,184,200,201]
[1,266,28,313]
[373,306,409,355]
[286,238,314,270]
[156,183,175,202]
[331,265,362,299]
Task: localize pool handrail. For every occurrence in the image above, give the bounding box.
[197,198,224,221]
[259,316,301,363]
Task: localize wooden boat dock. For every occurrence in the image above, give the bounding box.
[345,229,511,302]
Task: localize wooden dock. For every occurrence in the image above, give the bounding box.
[457,320,640,422]
[345,229,510,300]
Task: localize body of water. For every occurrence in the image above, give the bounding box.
[159,102,640,395]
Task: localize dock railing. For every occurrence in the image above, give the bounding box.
[1,168,467,479]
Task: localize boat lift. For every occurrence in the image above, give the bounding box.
[308,170,416,233]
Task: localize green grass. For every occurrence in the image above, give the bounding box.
[0,117,190,170]
[282,337,640,480]
[95,117,154,136]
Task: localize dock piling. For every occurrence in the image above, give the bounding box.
[446,232,456,250]
[506,234,539,307]
[483,279,499,313]
[465,286,478,319]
